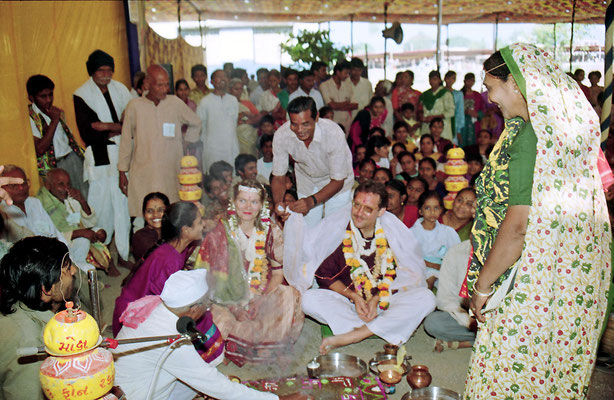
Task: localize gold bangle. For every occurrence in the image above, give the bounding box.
[474,285,495,297]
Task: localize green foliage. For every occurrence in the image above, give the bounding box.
[281,29,350,69]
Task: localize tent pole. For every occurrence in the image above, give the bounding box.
[601,0,613,143]
[177,0,181,37]
[350,14,354,57]
[493,13,499,51]
[384,3,388,80]
[553,23,556,60]
[436,0,442,70]
[569,0,577,73]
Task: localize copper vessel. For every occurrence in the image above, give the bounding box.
[383,343,399,356]
[406,365,432,389]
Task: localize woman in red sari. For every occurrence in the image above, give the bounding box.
[347,96,388,154]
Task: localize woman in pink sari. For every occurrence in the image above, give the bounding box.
[347,96,388,154]
[391,70,421,121]
[194,179,304,366]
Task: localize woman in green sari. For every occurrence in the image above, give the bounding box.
[465,44,611,399]
[419,70,455,141]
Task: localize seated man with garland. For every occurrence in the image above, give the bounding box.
[285,181,435,354]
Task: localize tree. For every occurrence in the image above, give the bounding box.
[281,29,350,69]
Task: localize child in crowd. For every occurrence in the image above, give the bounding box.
[284,189,298,204]
[258,115,275,136]
[395,151,418,181]
[356,159,376,184]
[418,157,446,198]
[209,160,233,187]
[389,142,407,175]
[392,121,418,154]
[131,192,170,263]
[410,191,460,289]
[404,176,428,227]
[257,134,274,181]
[373,167,393,185]
[465,153,484,183]
[366,135,391,168]
[385,179,416,228]
[429,118,452,161]
[415,134,441,162]
[352,144,367,176]
[400,102,421,136]
[319,106,334,120]
[369,127,386,137]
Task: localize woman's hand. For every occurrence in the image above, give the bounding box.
[470,291,490,323]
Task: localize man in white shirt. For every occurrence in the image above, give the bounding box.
[271,97,354,227]
[250,68,269,108]
[423,240,476,351]
[198,70,239,170]
[113,269,308,400]
[349,58,373,120]
[319,60,357,134]
[27,75,87,197]
[290,70,325,111]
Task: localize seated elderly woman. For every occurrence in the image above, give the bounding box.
[440,187,476,241]
[194,179,304,366]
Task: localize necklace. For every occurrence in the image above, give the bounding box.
[343,219,397,310]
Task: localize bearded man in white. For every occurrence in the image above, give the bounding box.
[284,181,435,354]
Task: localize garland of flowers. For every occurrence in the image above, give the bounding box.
[343,219,397,310]
[227,192,272,296]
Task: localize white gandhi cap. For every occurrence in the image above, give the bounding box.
[160,269,208,308]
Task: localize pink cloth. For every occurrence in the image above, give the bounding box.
[120,295,162,329]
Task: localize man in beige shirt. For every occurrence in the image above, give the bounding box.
[271,97,354,227]
[349,57,373,120]
[118,65,201,217]
[319,60,357,135]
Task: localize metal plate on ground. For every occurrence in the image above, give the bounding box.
[311,353,368,378]
[401,387,461,400]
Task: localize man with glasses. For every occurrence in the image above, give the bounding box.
[292,181,435,354]
[0,237,77,400]
[0,165,94,272]
[271,96,354,227]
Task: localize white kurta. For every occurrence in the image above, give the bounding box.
[350,77,373,120]
[198,93,239,170]
[289,87,325,111]
[0,198,93,272]
[113,304,277,400]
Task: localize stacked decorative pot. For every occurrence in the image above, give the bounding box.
[443,148,469,210]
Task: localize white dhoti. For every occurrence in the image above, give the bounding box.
[87,172,130,260]
[302,287,435,345]
[71,237,94,272]
[300,189,352,227]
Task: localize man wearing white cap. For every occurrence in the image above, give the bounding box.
[113,270,309,400]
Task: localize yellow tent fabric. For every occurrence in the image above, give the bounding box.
[0,1,131,194]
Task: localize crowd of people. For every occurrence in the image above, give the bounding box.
[0,43,610,400]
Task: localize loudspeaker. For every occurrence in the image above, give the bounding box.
[382,22,403,45]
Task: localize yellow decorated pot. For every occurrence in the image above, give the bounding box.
[179,186,202,201]
[444,179,469,193]
[181,155,199,168]
[40,347,114,400]
[446,147,465,160]
[178,170,202,185]
[43,305,100,356]
[443,193,457,210]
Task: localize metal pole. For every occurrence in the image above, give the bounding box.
[177,0,181,37]
[569,0,577,73]
[384,3,388,80]
[494,14,499,51]
[436,0,442,70]
[601,0,613,143]
[350,14,354,57]
[553,23,557,60]
[87,270,102,330]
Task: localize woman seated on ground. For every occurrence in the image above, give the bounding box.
[395,151,418,182]
[348,96,388,153]
[373,167,393,185]
[386,179,416,228]
[131,192,170,263]
[389,142,407,175]
[440,188,476,242]
[194,179,304,366]
[113,201,203,336]
[404,176,428,228]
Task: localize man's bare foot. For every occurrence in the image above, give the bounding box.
[433,339,444,353]
[107,262,121,277]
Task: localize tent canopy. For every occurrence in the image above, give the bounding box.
[146,0,607,25]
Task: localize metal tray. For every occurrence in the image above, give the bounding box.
[368,352,412,375]
[401,387,461,400]
[309,353,368,379]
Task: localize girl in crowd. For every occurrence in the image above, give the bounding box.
[395,151,418,181]
[175,79,197,112]
[418,157,446,198]
[392,121,418,154]
[373,167,392,185]
[113,202,203,336]
[352,144,367,176]
[460,73,484,147]
[365,135,391,169]
[194,180,304,366]
[391,70,421,121]
[414,134,441,162]
[405,176,428,228]
[131,192,170,263]
[356,159,376,185]
[348,96,388,153]
[385,179,416,228]
[410,191,460,289]
[440,187,476,241]
[463,129,494,165]
[389,142,407,175]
